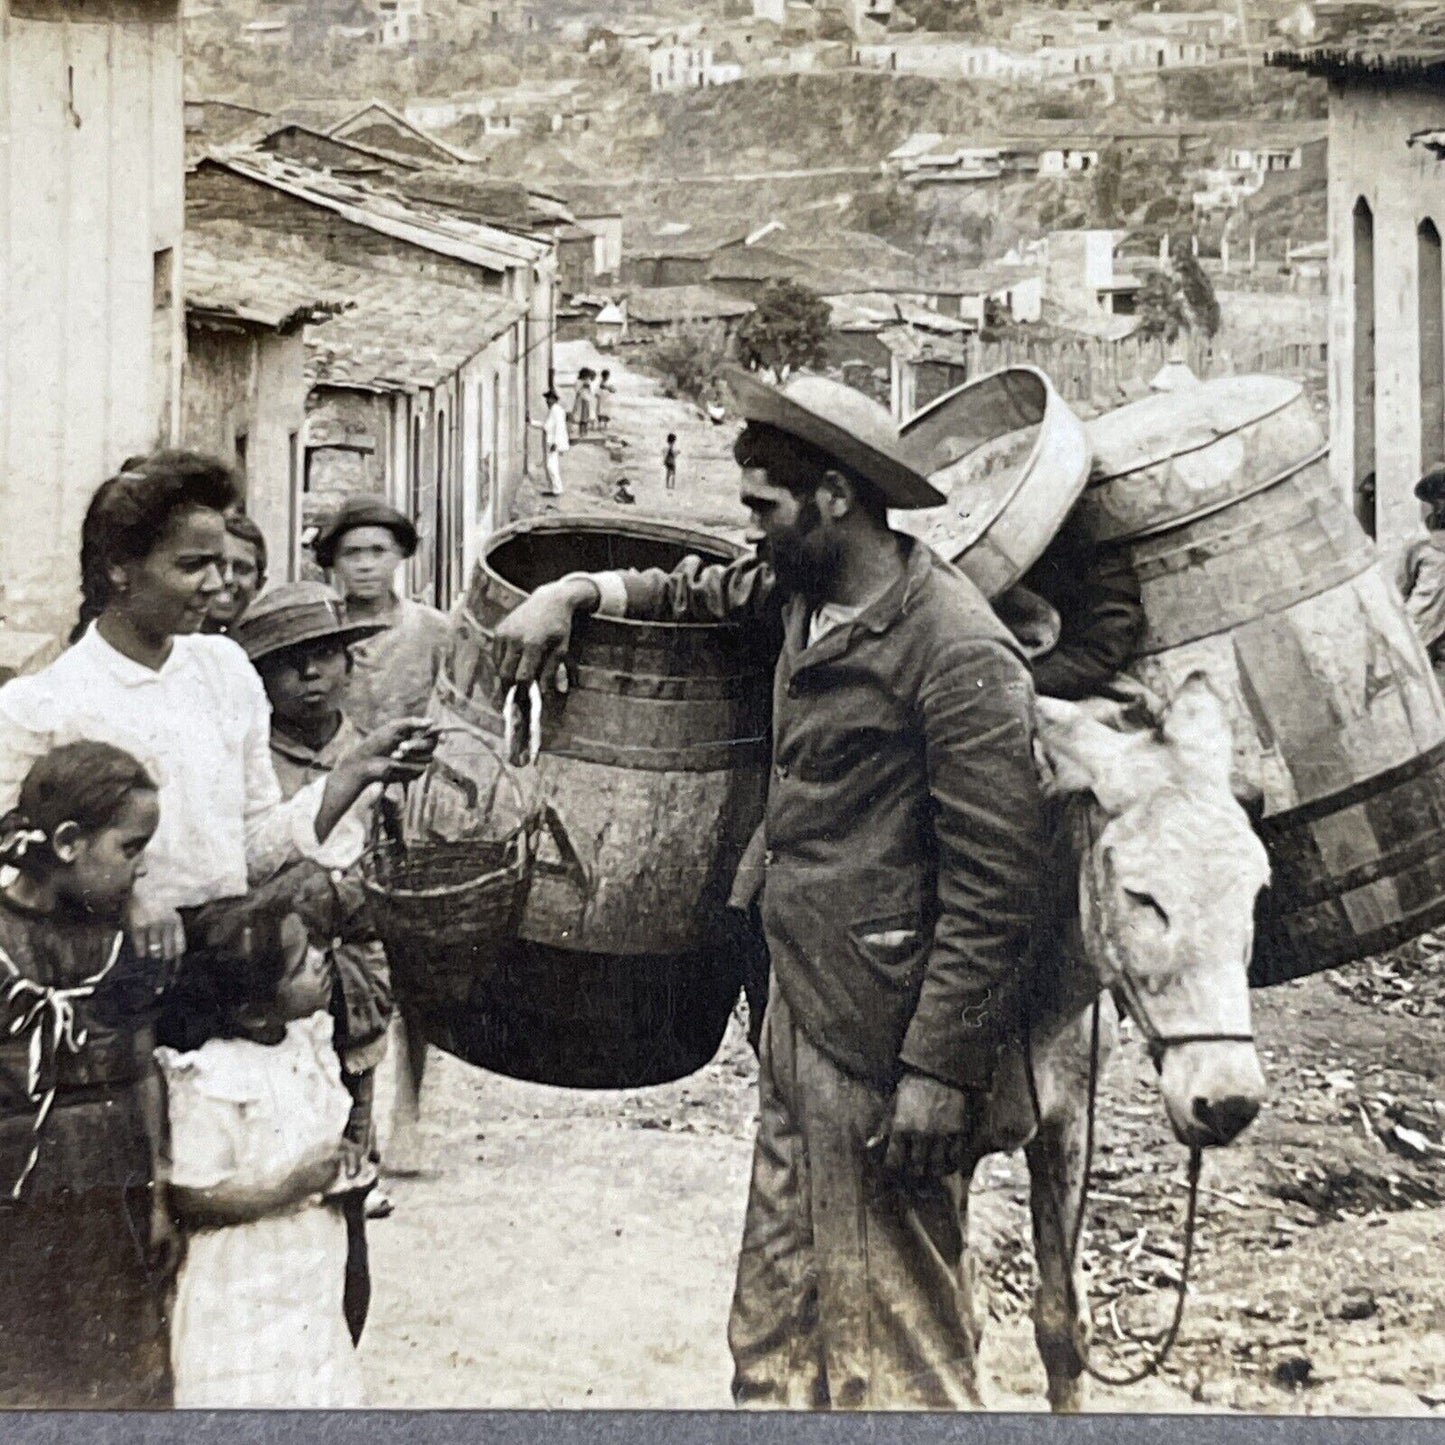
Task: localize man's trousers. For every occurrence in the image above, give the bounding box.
[728,988,983,1410]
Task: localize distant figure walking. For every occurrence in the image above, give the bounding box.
[664,434,678,492]
[571,370,596,438]
[535,389,570,500]
[596,370,616,429]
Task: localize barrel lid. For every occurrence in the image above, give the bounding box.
[1087,374,1303,480]
[893,367,1091,597]
[1080,374,1327,545]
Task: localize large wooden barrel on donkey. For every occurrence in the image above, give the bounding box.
[390,516,772,1088]
[1078,375,1445,986]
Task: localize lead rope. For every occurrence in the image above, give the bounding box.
[1022,996,1205,1389]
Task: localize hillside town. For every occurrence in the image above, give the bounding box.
[4,0,1445,1426]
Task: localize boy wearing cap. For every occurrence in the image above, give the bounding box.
[495,369,1044,1410]
[313,496,451,737]
[1398,463,1445,676]
[313,495,448,1183]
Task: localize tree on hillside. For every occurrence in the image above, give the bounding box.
[902,0,980,33]
[646,323,733,403]
[1135,271,1192,345]
[735,280,832,380]
[848,183,920,241]
[1092,147,1124,227]
[1171,237,1222,339]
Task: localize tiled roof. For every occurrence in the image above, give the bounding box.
[1268,11,1445,76]
[827,294,973,334]
[185,221,526,391]
[632,220,752,259]
[626,285,755,324]
[705,243,874,294]
[185,233,345,331]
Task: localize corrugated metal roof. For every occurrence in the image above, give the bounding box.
[185,221,526,391]
[196,153,552,271]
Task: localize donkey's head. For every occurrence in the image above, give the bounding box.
[1036,672,1270,1149]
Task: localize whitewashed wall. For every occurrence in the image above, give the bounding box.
[0,0,184,638]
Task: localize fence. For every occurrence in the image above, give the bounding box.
[952,333,1327,412]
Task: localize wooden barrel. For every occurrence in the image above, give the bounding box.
[1080,376,1445,987]
[894,366,1091,597]
[402,515,773,1088]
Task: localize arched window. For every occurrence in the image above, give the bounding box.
[1353,198,1376,536]
[1420,219,1444,473]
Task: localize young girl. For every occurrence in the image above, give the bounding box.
[156,883,363,1407]
[0,741,168,1408]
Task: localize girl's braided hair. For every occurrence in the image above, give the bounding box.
[72,451,239,644]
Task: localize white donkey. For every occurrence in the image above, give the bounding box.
[961,671,1272,1412]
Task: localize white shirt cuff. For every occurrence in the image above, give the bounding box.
[291,778,375,871]
[580,570,629,619]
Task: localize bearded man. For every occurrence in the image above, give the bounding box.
[494,370,1045,1409]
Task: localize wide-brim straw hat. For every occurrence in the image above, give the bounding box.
[722,366,944,509]
[312,494,420,570]
[233,581,387,665]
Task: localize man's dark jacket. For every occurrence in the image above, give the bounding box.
[609,536,1045,1093]
[1013,515,1145,701]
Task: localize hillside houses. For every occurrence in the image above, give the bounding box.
[856,10,1223,80]
[649,37,745,92]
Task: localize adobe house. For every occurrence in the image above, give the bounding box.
[1271,19,1445,546]
[0,0,185,642]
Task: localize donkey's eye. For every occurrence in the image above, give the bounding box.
[1124,888,1169,926]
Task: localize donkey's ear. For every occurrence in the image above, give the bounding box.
[1035,695,1145,811]
[1161,672,1235,788]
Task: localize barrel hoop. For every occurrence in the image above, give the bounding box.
[1129,548,1378,654]
[451,609,766,703]
[1087,386,1306,487]
[1265,823,1445,909]
[1258,734,1445,834]
[433,674,770,773]
[1090,443,1331,544]
[1255,893,1445,983]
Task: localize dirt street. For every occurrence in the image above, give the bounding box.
[358,346,1445,1415]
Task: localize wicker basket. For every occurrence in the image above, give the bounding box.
[359,686,543,1009]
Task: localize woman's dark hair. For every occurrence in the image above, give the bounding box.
[732,422,889,526]
[0,741,156,877]
[224,511,269,587]
[71,451,240,643]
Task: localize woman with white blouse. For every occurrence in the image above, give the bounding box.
[0,453,438,961]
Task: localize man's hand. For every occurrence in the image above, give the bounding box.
[493,577,598,694]
[875,1071,978,1184]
